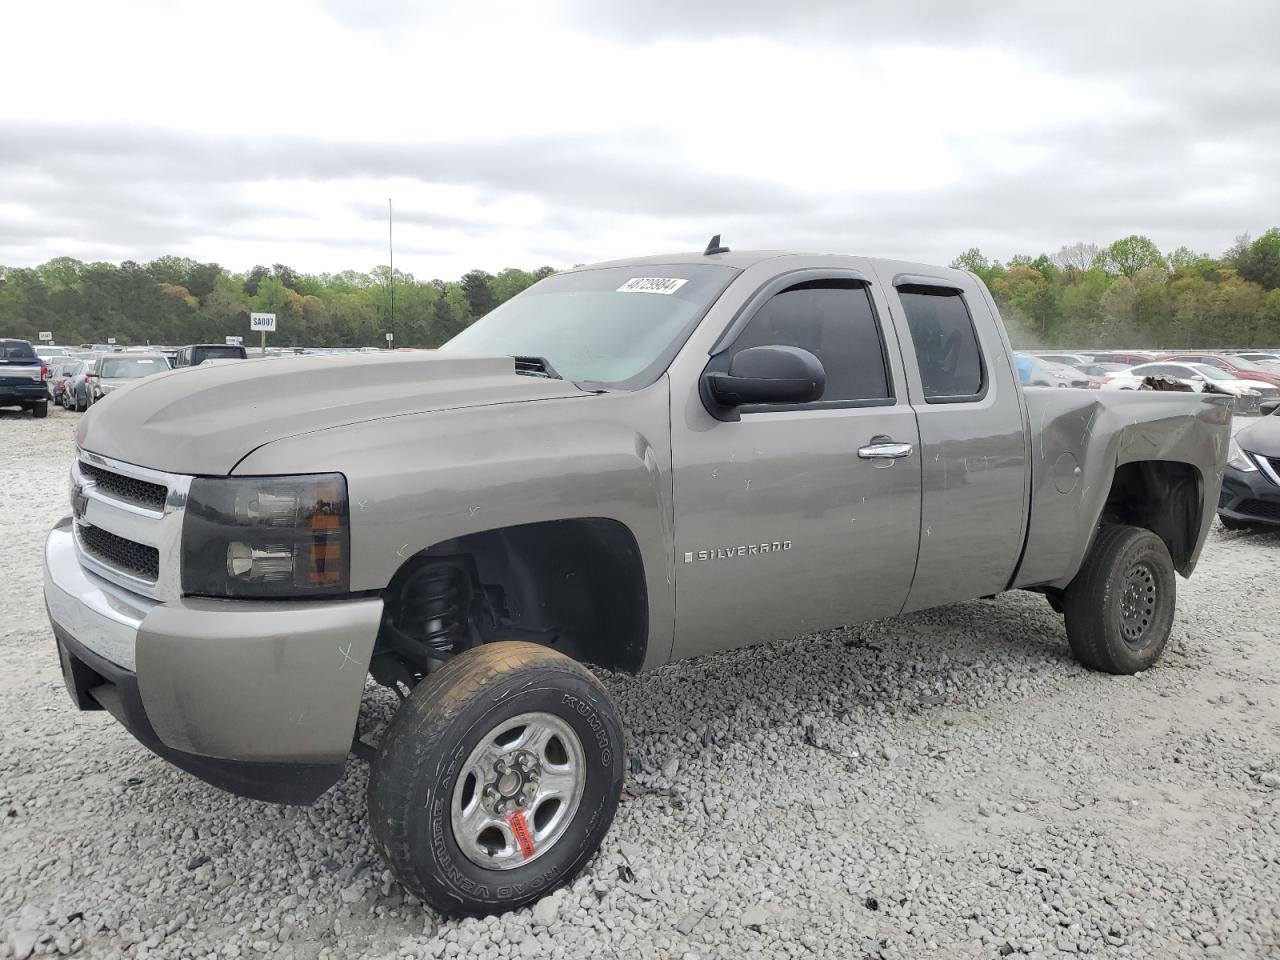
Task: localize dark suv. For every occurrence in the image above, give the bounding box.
[172,343,248,367]
[0,339,50,417]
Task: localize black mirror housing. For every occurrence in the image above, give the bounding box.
[706,345,825,407]
[1261,400,1280,416]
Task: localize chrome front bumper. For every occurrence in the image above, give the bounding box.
[44,517,384,776]
[45,518,153,670]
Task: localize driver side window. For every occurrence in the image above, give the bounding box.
[724,280,893,406]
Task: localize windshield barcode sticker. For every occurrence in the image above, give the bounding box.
[617,277,688,295]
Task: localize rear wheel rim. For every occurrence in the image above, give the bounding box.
[1119,561,1158,647]
[449,711,586,871]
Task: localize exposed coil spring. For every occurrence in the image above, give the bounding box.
[394,562,469,656]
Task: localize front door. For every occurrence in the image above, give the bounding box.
[670,273,922,658]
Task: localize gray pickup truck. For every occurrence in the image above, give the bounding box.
[44,246,1230,916]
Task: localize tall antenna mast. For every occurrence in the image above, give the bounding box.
[388,197,395,347]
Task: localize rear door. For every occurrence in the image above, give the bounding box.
[876,271,1029,613]
[670,269,922,658]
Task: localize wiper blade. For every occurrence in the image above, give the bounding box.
[511,355,563,380]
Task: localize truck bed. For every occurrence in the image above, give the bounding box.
[1015,387,1233,589]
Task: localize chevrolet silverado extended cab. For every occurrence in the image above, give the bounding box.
[44,247,1230,916]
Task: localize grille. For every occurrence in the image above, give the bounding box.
[77,523,160,581]
[1237,499,1280,521]
[1265,457,1280,483]
[80,462,167,511]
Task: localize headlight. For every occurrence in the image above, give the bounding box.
[182,473,350,598]
[1227,439,1257,472]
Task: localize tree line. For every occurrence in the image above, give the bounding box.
[2,228,1279,349]
[954,229,1280,348]
[0,257,555,349]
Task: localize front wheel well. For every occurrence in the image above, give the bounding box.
[1097,460,1202,575]
[373,518,649,685]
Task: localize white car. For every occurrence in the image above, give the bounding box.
[1104,361,1278,413]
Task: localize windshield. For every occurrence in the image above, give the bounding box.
[1191,364,1233,380]
[100,357,168,378]
[440,264,738,387]
[195,346,244,362]
[1228,356,1274,373]
[0,343,38,360]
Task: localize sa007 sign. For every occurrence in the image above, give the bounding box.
[249,312,277,332]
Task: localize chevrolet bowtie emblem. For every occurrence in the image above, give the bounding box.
[71,481,88,519]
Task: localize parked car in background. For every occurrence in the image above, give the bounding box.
[1075,361,1129,378]
[172,343,249,367]
[37,345,72,364]
[1219,400,1280,529]
[1230,351,1280,363]
[1084,351,1158,366]
[63,359,98,411]
[1157,352,1280,390]
[1105,362,1279,413]
[86,353,171,404]
[0,338,51,417]
[49,359,85,406]
[1034,352,1094,368]
[1014,353,1092,387]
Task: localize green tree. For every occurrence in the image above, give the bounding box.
[1239,228,1280,291]
[1099,235,1166,277]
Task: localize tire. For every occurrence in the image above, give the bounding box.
[368,641,626,916]
[75,393,88,412]
[32,401,48,419]
[1062,524,1176,674]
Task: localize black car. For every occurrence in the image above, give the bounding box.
[172,343,248,367]
[1219,400,1280,529]
[0,338,50,417]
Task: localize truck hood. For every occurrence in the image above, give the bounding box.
[77,351,589,475]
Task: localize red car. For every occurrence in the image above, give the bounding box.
[1156,353,1280,389]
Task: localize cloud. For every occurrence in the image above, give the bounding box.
[1,0,1278,275]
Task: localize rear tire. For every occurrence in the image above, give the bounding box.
[32,401,48,419]
[368,642,625,916]
[1062,524,1176,675]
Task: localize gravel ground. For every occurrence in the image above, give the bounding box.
[2,405,1278,960]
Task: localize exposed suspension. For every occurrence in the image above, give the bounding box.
[380,559,481,679]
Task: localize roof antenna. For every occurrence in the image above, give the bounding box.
[703,234,729,256]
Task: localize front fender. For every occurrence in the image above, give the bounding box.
[233,381,676,670]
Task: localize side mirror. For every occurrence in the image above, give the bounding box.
[1189,374,1204,381]
[706,345,825,407]
[1261,400,1280,416]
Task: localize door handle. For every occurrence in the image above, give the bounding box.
[857,439,913,460]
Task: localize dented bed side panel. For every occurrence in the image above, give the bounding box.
[1013,389,1232,589]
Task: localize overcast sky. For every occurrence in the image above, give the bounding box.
[2,0,1277,279]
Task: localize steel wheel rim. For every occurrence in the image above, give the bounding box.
[449,711,586,871]
[1119,560,1158,647]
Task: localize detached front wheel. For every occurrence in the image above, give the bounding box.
[368,642,625,916]
[1062,524,1176,674]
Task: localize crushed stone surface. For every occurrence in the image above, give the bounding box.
[2,406,1278,959]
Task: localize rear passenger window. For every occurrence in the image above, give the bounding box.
[898,287,985,401]
[726,281,892,405]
